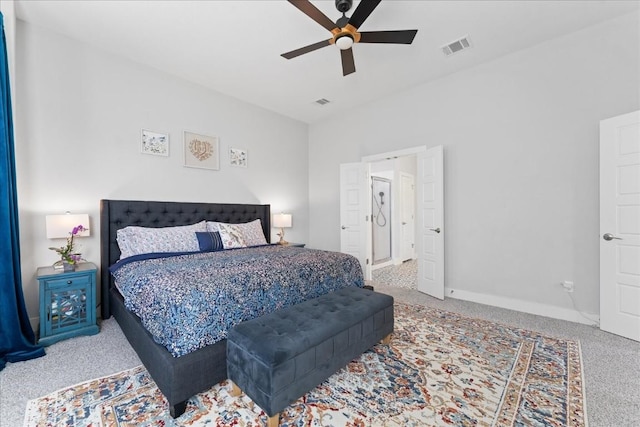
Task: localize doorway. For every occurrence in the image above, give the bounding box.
[340,145,444,299]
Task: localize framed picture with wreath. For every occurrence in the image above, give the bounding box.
[183,131,220,170]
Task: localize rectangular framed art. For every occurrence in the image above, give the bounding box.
[141,129,169,156]
[183,131,220,170]
[229,147,248,168]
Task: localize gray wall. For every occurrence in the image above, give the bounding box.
[11,11,640,326]
[308,12,640,318]
[15,21,309,323]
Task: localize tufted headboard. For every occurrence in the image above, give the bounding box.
[100,199,270,319]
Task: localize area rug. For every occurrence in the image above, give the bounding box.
[24,302,587,426]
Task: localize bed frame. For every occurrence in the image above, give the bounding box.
[100,199,271,417]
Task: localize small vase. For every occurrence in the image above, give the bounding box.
[62,261,75,272]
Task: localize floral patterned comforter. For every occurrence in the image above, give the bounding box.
[111,245,364,357]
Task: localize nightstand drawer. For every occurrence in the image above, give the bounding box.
[45,275,91,290]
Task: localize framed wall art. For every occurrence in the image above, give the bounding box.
[141,129,169,156]
[183,131,220,170]
[229,147,248,168]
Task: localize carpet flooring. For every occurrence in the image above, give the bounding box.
[24,302,586,426]
[372,259,417,290]
[1,284,639,427]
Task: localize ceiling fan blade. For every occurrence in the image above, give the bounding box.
[281,39,332,59]
[341,48,356,76]
[359,30,418,44]
[347,0,382,30]
[288,0,339,32]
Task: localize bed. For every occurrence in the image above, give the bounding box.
[99,199,364,418]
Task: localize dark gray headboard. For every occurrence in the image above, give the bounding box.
[100,199,270,319]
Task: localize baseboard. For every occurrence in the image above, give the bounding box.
[445,287,600,326]
[372,260,393,270]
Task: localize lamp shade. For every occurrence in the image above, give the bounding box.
[46,214,90,239]
[273,213,292,229]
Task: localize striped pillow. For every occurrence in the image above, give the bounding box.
[195,231,224,252]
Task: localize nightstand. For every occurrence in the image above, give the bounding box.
[279,242,306,248]
[37,262,99,346]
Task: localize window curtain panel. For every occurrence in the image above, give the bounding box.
[0,12,45,371]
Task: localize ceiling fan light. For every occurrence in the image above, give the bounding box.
[336,35,354,50]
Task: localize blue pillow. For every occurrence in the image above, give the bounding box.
[196,231,224,252]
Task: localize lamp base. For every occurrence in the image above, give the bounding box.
[277,229,288,245]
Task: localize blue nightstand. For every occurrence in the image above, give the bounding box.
[37,262,99,346]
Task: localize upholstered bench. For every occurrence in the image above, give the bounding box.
[227,286,394,427]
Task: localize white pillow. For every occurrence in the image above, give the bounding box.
[206,221,224,232]
[235,219,267,247]
[207,219,267,247]
[116,221,207,259]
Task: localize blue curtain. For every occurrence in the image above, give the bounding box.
[0,12,45,371]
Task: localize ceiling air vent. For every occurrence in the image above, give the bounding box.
[441,36,471,57]
[314,98,331,106]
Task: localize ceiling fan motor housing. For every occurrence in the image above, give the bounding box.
[335,0,353,13]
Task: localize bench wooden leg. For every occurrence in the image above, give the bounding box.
[267,413,280,427]
[230,381,242,397]
[380,333,391,345]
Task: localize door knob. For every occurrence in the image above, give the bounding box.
[603,233,622,241]
[402,222,407,225]
[429,227,441,234]
[341,226,347,230]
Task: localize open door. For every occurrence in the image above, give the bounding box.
[340,163,371,279]
[416,146,444,299]
[600,111,640,341]
[400,172,416,262]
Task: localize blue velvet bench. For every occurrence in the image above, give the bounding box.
[227,286,394,427]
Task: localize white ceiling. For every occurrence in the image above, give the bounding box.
[15,0,639,124]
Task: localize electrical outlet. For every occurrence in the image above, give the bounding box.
[561,280,574,293]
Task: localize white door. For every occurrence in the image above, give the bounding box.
[340,163,371,279]
[400,173,416,261]
[600,111,640,341]
[416,146,444,299]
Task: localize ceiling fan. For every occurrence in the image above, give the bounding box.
[282,0,418,76]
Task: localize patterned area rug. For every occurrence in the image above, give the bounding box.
[24,303,587,426]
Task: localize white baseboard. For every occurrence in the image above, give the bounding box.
[372,260,393,270]
[445,287,600,326]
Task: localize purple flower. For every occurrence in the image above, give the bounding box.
[71,224,87,235]
[49,224,89,265]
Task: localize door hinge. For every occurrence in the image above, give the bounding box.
[412,243,414,248]
[365,215,369,222]
[366,258,369,265]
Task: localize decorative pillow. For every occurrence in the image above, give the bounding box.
[235,219,268,247]
[206,221,224,232]
[116,221,206,259]
[195,231,224,252]
[218,223,247,249]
